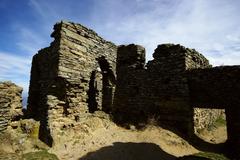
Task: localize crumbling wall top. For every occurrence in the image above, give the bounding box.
[150,44,210,70]
[153,44,186,59]
[51,21,116,47]
[117,44,145,69]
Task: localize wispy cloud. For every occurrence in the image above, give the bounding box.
[89,0,240,65]
[29,0,57,19]
[0,51,31,95]
[28,0,61,23]
[1,0,240,97]
[16,27,48,54]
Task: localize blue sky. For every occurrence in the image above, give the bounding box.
[0,0,240,98]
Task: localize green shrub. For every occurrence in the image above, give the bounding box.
[215,116,226,127]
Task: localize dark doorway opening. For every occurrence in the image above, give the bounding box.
[87,71,98,113]
[97,56,116,113]
[87,56,116,113]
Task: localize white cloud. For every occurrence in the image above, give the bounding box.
[89,0,240,65]
[2,0,240,99]
[0,51,31,95]
[16,27,48,54]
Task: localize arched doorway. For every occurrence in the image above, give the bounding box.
[87,56,116,113]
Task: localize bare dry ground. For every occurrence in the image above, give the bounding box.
[0,113,227,160]
[49,113,227,160]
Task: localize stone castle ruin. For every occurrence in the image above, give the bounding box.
[1,21,240,158]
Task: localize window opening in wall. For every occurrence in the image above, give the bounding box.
[193,108,227,144]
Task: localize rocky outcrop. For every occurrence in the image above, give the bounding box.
[0,81,23,132]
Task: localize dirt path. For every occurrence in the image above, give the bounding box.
[0,114,227,160]
[50,118,199,160]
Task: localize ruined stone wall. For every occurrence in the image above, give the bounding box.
[28,21,235,148]
[113,44,148,124]
[146,44,193,132]
[53,22,117,120]
[187,66,240,107]
[27,21,117,145]
[0,82,23,132]
[27,40,60,145]
[27,46,59,119]
[114,44,225,134]
[114,44,194,131]
[185,48,211,70]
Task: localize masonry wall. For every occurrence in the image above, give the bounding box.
[114,44,219,133]
[27,38,60,145]
[115,44,198,129]
[54,22,117,120]
[113,44,148,124]
[27,45,59,119]
[188,66,240,107]
[27,21,117,146]
[0,81,23,132]
[146,44,193,132]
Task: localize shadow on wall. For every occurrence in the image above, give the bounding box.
[78,142,176,160]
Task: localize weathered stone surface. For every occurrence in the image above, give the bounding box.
[114,44,214,133]
[27,21,117,146]
[0,81,23,132]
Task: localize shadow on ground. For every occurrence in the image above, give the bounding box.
[157,124,226,155]
[79,142,176,160]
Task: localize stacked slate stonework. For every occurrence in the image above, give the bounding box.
[0,81,23,132]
